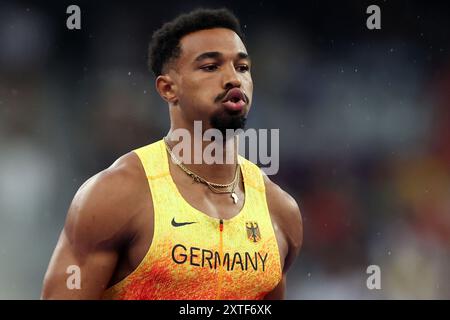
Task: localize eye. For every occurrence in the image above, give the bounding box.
[200,64,219,72]
[237,64,250,73]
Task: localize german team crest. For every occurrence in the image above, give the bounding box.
[246,222,261,243]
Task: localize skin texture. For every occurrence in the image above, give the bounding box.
[41,28,303,300]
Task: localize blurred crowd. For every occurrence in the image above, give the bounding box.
[0,1,449,298]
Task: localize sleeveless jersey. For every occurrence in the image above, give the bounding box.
[102,140,282,299]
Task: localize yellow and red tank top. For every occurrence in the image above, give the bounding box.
[102,140,282,300]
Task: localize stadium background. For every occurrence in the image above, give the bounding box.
[0,0,449,299]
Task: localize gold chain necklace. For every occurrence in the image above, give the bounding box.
[163,137,240,204]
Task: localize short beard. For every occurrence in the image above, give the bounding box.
[210,110,247,137]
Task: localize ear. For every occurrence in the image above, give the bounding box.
[155,75,178,105]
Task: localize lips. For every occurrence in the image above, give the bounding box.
[221,88,247,112]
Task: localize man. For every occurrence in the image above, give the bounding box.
[42,8,302,300]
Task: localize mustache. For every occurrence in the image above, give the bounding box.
[214,90,249,104]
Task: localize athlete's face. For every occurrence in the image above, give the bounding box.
[164,28,253,133]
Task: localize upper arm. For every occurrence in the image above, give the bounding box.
[277,190,303,272]
[263,174,303,298]
[41,156,141,299]
[263,275,286,300]
[265,175,303,271]
[41,223,119,299]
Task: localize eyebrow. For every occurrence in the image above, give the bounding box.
[194,51,251,63]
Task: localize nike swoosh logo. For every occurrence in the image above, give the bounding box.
[171,218,197,227]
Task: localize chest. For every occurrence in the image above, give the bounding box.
[116,201,285,299]
[110,172,288,287]
[127,199,288,274]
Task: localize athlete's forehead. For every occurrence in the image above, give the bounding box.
[178,28,249,64]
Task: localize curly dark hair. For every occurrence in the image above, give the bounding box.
[148,8,245,76]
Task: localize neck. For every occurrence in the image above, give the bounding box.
[165,124,239,184]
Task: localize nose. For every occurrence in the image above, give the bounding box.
[222,64,241,90]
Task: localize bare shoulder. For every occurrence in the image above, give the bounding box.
[262,172,303,270]
[65,151,149,251]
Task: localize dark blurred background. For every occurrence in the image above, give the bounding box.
[0,0,449,299]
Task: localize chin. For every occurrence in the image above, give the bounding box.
[210,111,247,136]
